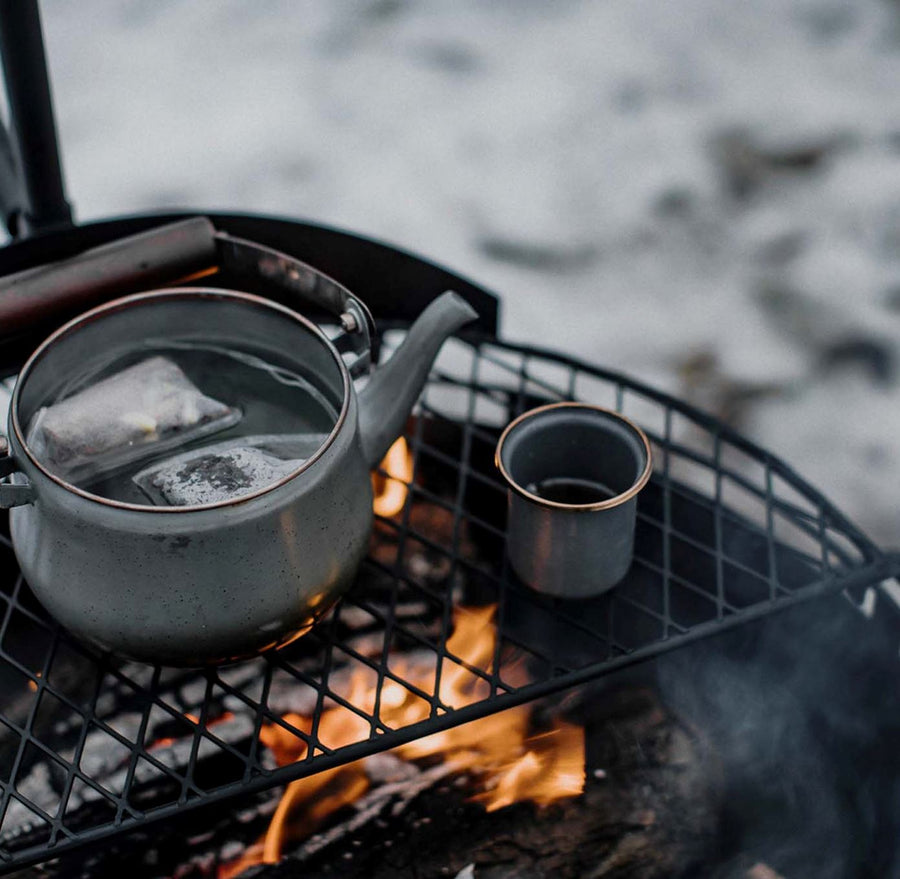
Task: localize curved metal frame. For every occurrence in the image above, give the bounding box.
[0,326,895,873]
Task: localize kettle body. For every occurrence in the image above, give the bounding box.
[1,286,476,665]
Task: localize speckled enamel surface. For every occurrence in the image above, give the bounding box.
[8,392,373,665]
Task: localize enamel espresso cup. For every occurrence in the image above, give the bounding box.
[495,402,652,598]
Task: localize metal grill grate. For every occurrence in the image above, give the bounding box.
[0,332,895,873]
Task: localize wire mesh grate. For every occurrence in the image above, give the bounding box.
[0,333,895,873]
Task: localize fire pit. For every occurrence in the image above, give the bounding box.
[0,6,898,875]
[0,213,897,879]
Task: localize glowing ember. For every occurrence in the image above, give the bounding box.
[257,712,310,765]
[149,710,233,751]
[371,436,413,518]
[219,605,585,876]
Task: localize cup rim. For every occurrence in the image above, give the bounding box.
[494,402,653,512]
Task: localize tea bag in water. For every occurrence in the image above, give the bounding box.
[27,356,241,483]
[132,433,328,506]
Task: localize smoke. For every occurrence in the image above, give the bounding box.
[655,585,900,878]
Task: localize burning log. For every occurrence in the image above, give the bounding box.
[215,617,717,879]
[212,603,591,878]
[226,689,718,879]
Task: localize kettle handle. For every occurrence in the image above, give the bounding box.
[214,233,377,377]
[0,218,378,378]
[0,438,35,508]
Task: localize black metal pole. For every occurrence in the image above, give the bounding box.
[0,0,72,236]
[0,116,24,233]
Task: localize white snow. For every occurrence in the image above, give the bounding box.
[23,0,900,544]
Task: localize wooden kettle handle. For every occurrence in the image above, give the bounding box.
[0,216,218,336]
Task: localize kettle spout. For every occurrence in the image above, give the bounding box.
[358,291,478,467]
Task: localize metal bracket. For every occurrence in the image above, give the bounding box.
[0,437,31,506]
[214,231,377,375]
[0,434,12,477]
[0,479,32,508]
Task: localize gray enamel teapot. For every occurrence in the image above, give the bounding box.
[0,231,477,666]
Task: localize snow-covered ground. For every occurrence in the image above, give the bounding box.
[31,0,900,545]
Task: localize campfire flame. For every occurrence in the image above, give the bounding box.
[220,606,584,877]
[371,436,413,518]
[218,443,584,878]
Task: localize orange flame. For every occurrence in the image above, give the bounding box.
[389,606,583,812]
[371,436,413,518]
[476,724,585,812]
[262,766,369,864]
[219,606,584,877]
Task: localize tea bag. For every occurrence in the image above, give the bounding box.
[27,356,241,482]
[132,433,328,506]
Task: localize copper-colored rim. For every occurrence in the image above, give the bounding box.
[11,288,351,513]
[494,401,653,512]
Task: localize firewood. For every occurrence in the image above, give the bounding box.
[244,692,719,879]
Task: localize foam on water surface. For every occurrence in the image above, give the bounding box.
[132,434,327,506]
